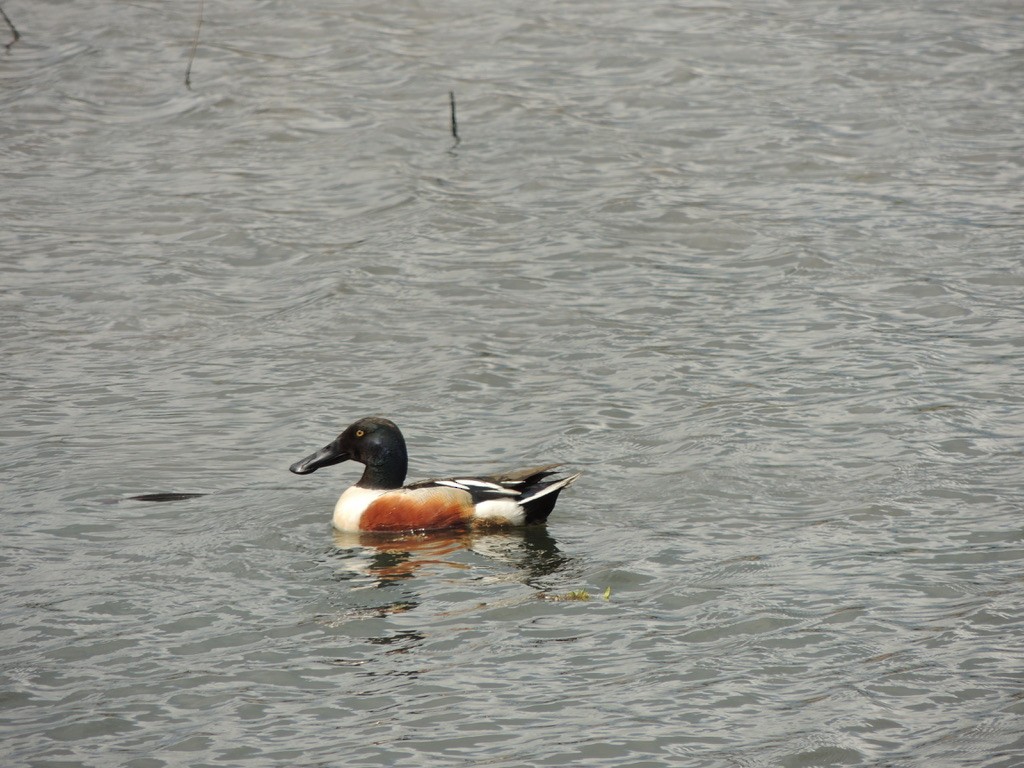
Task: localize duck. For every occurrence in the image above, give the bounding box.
[289,417,580,533]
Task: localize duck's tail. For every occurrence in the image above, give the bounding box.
[518,470,582,525]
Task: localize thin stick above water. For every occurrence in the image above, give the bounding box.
[449,90,460,145]
[184,0,204,90]
[1,4,20,52]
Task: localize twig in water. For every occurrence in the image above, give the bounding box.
[449,90,460,145]
[1,4,20,52]
[184,0,204,90]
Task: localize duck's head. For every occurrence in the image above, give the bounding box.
[289,417,408,489]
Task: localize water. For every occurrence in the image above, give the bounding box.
[2,0,1022,765]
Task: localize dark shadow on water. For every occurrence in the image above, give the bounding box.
[367,628,427,654]
[126,492,207,502]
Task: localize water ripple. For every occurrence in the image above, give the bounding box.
[3,0,1023,765]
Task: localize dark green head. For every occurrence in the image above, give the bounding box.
[289,417,409,489]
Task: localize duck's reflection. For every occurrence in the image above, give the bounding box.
[317,528,575,661]
[331,529,472,582]
[330,525,571,586]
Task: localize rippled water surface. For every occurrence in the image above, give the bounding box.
[3,1,1023,766]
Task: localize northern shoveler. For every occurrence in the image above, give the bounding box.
[289,417,580,532]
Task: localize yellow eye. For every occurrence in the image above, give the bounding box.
[355,429,364,437]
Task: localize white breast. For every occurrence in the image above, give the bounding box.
[333,486,386,531]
